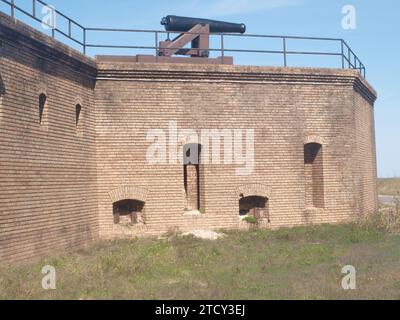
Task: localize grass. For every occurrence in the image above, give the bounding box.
[1,223,400,300]
[378,177,400,196]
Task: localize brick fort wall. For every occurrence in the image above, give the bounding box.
[0,13,378,263]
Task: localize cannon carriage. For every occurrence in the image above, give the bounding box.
[158,15,246,60]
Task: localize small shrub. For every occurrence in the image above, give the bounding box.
[395,194,400,215]
[243,216,258,225]
[276,230,291,241]
[348,226,382,243]
[357,201,400,234]
[163,227,181,239]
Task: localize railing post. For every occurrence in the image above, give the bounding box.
[83,29,86,54]
[283,37,287,67]
[221,34,224,64]
[155,31,158,62]
[341,40,345,69]
[51,6,55,38]
[33,0,36,18]
[11,0,15,18]
[348,48,351,68]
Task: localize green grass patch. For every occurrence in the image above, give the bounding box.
[0,223,399,300]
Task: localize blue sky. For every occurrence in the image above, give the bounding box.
[4,0,399,177]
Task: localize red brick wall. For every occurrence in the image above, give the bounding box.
[354,88,378,217]
[95,62,377,238]
[0,12,378,262]
[0,14,98,263]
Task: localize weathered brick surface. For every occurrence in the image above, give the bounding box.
[0,14,98,263]
[0,13,378,263]
[95,62,377,238]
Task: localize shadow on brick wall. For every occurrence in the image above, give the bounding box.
[0,15,96,90]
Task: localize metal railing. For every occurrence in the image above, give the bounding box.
[1,0,86,49]
[1,0,366,78]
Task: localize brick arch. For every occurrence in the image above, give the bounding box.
[74,95,83,107]
[235,184,271,199]
[304,135,324,145]
[74,95,84,135]
[37,82,48,96]
[304,138,325,209]
[108,186,149,204]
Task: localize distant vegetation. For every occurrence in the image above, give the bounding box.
[378,178,400,196]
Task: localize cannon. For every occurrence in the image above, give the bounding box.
[158,15,246,59]
[161,15,246,34]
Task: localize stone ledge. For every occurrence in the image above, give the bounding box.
[96,64,376,104]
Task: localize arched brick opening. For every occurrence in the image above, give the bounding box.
[239,195,269,221]
[37,83,48,129]
[304,142,324,208]
[113,199,145,225]
[74,96,83,136]
[108,186,149,224]
[38,93,48,126]
[75,104,82,125]
[236,184,271,222]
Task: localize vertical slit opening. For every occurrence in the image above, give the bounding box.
[304,143,324,208]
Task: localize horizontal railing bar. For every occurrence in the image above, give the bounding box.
[0,0,366,77]
[3,1,54,29]
[278,51,342,56]
[34,0,85,29]
[85,27,159,33]
[0,0,86,40]
[86,45,287,54]
[86,27,343,41]
[55,29,84,46]
[220,34,343,41]
[6,1,35,18]
[86,44,156,50]
[5,2,84,46]
[53,12,85,30]
[1,0,85,47]
[87,44,345,57]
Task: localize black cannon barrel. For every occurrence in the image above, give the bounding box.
[161,15,246,34]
